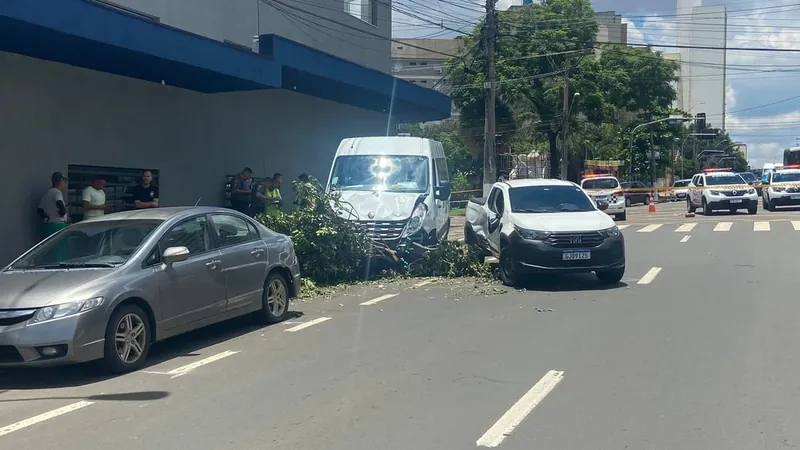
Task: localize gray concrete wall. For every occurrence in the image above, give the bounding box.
[0,51,392,264]
[100,0,391,72]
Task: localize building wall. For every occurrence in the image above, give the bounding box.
[663,53,683,110]
[100,0,392,72]
[0,51,392,265]
[678,4,726,128]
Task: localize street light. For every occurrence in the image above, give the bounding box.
[628,115,690,182]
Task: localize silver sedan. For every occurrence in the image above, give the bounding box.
[0,207,300,373]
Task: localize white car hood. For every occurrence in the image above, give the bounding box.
[511,211,615,232]
[334,190,422,221]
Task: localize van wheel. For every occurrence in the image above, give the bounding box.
[615,211,626,221]
[103,304,151,374]
[498,248,519,287]
[644,196,651,205]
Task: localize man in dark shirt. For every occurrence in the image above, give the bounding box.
[132,170,159,209]
[231,167,253,213]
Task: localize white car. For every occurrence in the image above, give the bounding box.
[686,169,758,215]
[762,165,800,211]
[463,179,625,286]
[670,179,691,202]
[580,175,626,221]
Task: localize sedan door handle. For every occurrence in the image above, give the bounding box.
[250,248,266,256]
[205,259,221,269]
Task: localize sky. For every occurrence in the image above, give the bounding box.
[393,0,800,169]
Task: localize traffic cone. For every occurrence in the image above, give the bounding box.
[648,193,656,213]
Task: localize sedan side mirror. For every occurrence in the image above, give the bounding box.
[596,200,610,211]
[162,246,190,264]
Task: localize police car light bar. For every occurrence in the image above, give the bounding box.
[703,168,731,173]
[782,165,800,169]
[582,173,612,178]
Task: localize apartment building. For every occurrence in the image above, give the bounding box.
[391,38,465,119]
[676,1,727,129]
[505,7,628,45]
[0,0,450,265]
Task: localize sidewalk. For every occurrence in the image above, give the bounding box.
[448,216,465,241]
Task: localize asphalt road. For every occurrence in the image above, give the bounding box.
[2,208,800,449]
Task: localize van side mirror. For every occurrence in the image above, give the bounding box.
[596,200,610,211]
[435,185,451,200]
[162,246,190,264]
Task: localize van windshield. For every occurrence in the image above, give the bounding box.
[329,155,429,193]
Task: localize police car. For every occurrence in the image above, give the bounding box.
[686,168,758,215]
[761,165,800,211]
[580,175,626,221]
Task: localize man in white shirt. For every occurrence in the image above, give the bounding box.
[37,172,69,238]
[82,175,109,220]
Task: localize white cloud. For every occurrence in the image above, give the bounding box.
[726,84,736,109]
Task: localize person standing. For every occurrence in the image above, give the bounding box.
[271,172,283,203]
[231,168,253,213]
[132,170,159,209]
[82,175,109,220]
[37,172,69,238]
[250,177,270,217]
[264,178,282,217]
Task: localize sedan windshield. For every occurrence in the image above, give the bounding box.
[329,155,429,193]
[510,185,596,213]
[773,172,800,182]
[581,178,619,190]
[739,172,756,183]
[673,180,690,187]
[706,175,746,186]
[9,220,162,270]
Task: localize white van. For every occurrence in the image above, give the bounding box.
[326,136,451,250]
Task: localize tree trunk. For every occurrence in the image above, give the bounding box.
[548,132,559,179]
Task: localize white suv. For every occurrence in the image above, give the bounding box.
[687,169,758,215]
[762,166,800,211]
[580,175,626,221]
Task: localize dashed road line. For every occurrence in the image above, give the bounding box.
[637,267,662,285]
[680,235,691,243]
[166,350,239,378]
[793,221,800,231]
[637,224,662,232]
[413,279,436,288]
[675,223,696,232]
[476,370,565,448]
[285,317,332,332]
[360,294,398,306]
[713,222,732,232]
[0,401,94,437]
[753,221,770,231]
[617,224,630,229]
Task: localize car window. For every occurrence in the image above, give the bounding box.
[495,191,506,214]
[635,182,647,188]
[487,188,499,213]
[160,216,213,256]
[434,157,449,185]
[581,178,619,189]
[210,214,258,247]
[620,182,632,188]
[697,177,704,187]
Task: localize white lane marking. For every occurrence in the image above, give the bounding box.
[360,294,398,306]
[167,350,239,378]
[476,370,565,448]
[0,401,94,437]
[637,224,662,233]
[637,267,662,285]
[617,224,630,229]
[285,317,332,332]
[413,279,435,288]
[675,223,696,232]
[680,235,691,243]
[753,221,770,231]
[793,221,800,231]
[713,222,732,232]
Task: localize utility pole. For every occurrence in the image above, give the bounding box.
[482,0,497,196]
[560,61,569,180]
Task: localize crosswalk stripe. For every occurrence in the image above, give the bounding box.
[753,221,770,231]
[637,224,662,233]
[617,224,630,229]
[675,223,696,232]
[713,222,732,232]
[793,221,800,231]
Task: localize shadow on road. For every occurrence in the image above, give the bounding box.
[513,273,629,292]
[0,311,304,390]
[0,390,170,403]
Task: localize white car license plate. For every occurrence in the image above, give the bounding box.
[792,195,800,200]
[729,199,742,203]
[563,250,591,261]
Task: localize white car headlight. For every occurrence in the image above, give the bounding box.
[599,226,620,238]
[514,225,551,241]
[29,297,104,324]
[401,203,428,238]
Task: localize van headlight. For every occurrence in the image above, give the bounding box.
[29,297,104,324]
[401,204,427,238]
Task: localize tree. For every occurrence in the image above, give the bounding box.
[397,120,481,190]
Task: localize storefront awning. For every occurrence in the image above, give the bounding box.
[0,0,451,122]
